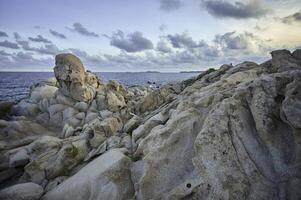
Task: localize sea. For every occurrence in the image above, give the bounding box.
[0,72,198,102]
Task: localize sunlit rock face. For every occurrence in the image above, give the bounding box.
[54,53,97,102]
[0,49,301,200]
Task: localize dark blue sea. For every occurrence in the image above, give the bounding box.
[0,72,198,102]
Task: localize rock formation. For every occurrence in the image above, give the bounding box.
[0,50,300,199]
[54,53,98,102]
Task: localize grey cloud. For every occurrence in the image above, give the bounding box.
[13,52,34,61]
[10,52,52,69]
[0,29,275,72]
[157,40,172,53]
[282,10,301,24]
[67,48,106,66]
[14,32,21,40]
[202,0,270,19]
[0,50,11,56]
[49,29,67,39]
[17,40,35,51]
[28,35,52,43]
[33,25,41,29]
[35,44,60,55]
[18,40,59,55]
[167,32,206,48]
[160,0,182,11]
[109,30,154,52]
[0,40,19,49]
[67,23,99,37]
[214,31,249,49]
[0,31,8,37]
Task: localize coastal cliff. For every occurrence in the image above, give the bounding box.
[0,49,301,200]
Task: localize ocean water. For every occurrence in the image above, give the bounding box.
[0,72,198,102]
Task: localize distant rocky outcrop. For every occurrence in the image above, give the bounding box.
[0,49,301,200]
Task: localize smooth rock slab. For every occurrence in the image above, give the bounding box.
[0,182,43,200]
[42,149,134,200]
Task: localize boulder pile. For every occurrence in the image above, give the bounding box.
[0,49,300,200]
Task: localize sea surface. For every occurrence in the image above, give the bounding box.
[0,72,198,102]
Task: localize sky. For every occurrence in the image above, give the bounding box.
[0,0,300,72]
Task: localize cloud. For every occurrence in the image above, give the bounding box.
[282,10,301,24]
[10,52,52,69]
[33,25,41,29]
[160,0,182,11]
[67,48,106,66]
[17,40,34,51]
[49,29,67,39]
[157,40,172,53]
[214,31,248,49]
[14,32,21,40]
[0,31,8,37]
[202,0,270,19]
[28,35,52,43]
[67,23,99,37]
[0,50,11,56]
[0,28,276,72]
[213,31,271,55]
[0,40,19,49]
[167,32,206,48]
[17,40,60,55]
[35,44,60,55]
[108,30,154,52]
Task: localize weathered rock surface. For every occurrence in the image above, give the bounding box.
[0,49,301,200]
[54,53,97,102]
[0,182,43,200]
[42,149,134,200]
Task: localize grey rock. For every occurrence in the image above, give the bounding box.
[42,149,134,200]
[0,182,43,200]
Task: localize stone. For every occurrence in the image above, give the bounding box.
[45,176,68,193]
[54,53,96,102]
[0,101,14,119]
[0,168,23,184]
[85,71,99,88]
[48,104,67,127]
[74,102,88,112]
[0,182,43,200]
[270,49,301,72]
[42,149,134,200]
[24,136,89,184]
[106,90,126,111]
[12,100,40,117]
[62,107,79,122]
[8,147,29,167]
[84,116,122,148]
[0,120,56,150]
[99,110,113,119]
[123,115,141,133]
[133,109,203,199]
[84,112,99,124]
[2,49,301,199]
[29,85,58,104]
[132,111,169,147]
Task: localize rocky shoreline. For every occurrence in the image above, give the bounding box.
[0,49,301,200]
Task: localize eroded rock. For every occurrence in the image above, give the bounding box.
[54,53,96,102]
[0,182,43,200]
[42,149,134,200]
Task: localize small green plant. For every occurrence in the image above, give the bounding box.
[207,68,216,73]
